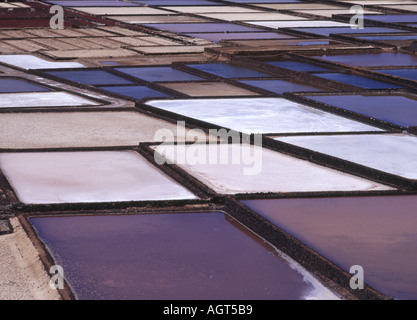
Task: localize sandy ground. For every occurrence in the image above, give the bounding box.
[0,218,61,300]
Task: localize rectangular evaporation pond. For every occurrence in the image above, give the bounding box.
[358,35,417,41]
[145,97,383,135]
[313,53,417,67]
[142,23,261,34]
[45,70,134,86]
[275,133,417,180]
[248,21,350,29]
[231,40,332,47]
[311,73,402,89]
[239,79,324,94]
[0,54,85,70]
[98,85,169,99]
[28,212,335,300]
[0,111,210,149]
[373,69,417,82]
[0,151,197,204]
[159,82,259,97]
[114,67,204,82]
[72,7,170,15]
[304,94,417,128]
[241,195,417,300]
[185,32,293,42]
[153,144,393,193]
[134,0,222,5]
[159,6,263,14]
[0,79,51,93]
[0,92,100,109]
[366,15,417,23]
[186,63,272,78]
[225,0,302,3]
[293,9,383,18]
[381,5,417,12]
[290,27,404,37]
[265,61,332,72]
[200,13,307,22]
[45,1,141,6]
[111,15,209,24]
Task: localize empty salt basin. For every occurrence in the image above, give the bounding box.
[241,196,417,300]
[186,63,272,78]
[159,82,259,97]
[274,133,417,180]
[238,79,325,94]
[0,54,85,70]
[0,92,101,109]
[145,98,384,134]
[0,111,211,149]
[303,94,417,128]
[28,212,340,300]
[313,53,417,67]
[0,151,197,204]
[152,144,393,194]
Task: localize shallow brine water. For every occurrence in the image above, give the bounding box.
[242,196,417,300]
[29,212,338,300]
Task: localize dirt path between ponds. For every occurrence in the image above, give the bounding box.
[0,217,61,300]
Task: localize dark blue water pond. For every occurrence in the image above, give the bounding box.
[311,73,402,89]
[266,61,332,72]
[46,70,134,85]
[358,34,417,41]
[0,78,51,93]
[29,212,316,300]
[365,15,417,23]
[374,68,417,81]
[187,63,272,78]
[239,79,323,94]
[304,94,417,128]
[314,53,417,67]
[99,85,169,99]
[114,67,204,82]
[185,32,293,42]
